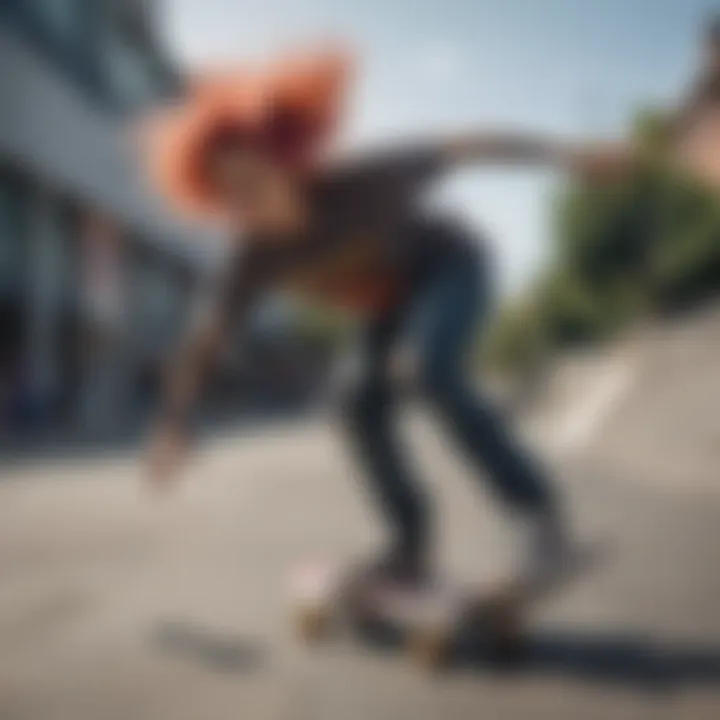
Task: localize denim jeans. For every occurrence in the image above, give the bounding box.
[341,235,555,562]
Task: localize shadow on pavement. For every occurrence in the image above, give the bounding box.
[151,620,268,674]
[150,619,720,692]
[456,629,720,691]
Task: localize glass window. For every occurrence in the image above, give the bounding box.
[105,35,160,109]
[0,180,25,297]
[131,257,183,350]
[54,205,79,312]
[28,195,76,316]
[34,0,83,43]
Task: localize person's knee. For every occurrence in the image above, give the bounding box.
[419,354,458,403]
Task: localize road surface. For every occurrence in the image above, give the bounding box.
[1,413,720,719]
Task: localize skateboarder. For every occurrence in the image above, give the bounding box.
[143,49,597,594]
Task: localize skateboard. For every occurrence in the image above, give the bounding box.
[289,545,602,671]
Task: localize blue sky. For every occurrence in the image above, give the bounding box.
[163,0,716,294]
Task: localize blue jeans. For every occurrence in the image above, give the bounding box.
[341,234,555,564]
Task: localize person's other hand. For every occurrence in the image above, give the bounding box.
[145,425,189,495]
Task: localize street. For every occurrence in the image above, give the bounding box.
[1,412,720,719]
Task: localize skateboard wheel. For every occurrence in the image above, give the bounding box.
[487,604,526,658]
[464,590,527,659]
[407,630,449,671]
[294,604,331,643]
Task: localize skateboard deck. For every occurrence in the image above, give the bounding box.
[288,543,603,671]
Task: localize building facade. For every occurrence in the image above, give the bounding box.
[577,18,720,191]
[0,0,206,439]
[673,18,720,187]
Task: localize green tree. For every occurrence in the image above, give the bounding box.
[487,107,720,373]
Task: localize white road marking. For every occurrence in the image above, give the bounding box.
[549,352,638,455]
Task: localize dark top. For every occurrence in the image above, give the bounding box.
[215,144,478,323]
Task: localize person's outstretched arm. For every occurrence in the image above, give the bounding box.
[340,131,633,192]
[439,131,632,174]
[145,249,259,492]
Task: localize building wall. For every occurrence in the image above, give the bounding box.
[0,3,323,440]
[675,106,720,187]
[1,0,180,112]
[0,2,206,437]
[0,24,201,250]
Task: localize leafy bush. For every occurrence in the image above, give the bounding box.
[487,108,720,372]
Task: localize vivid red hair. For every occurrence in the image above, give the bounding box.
[138,49,351,217]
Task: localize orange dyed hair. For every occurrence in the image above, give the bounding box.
[138,48,351,217]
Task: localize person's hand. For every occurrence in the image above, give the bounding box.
[565,143,633,181]
[145,424,189,495]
